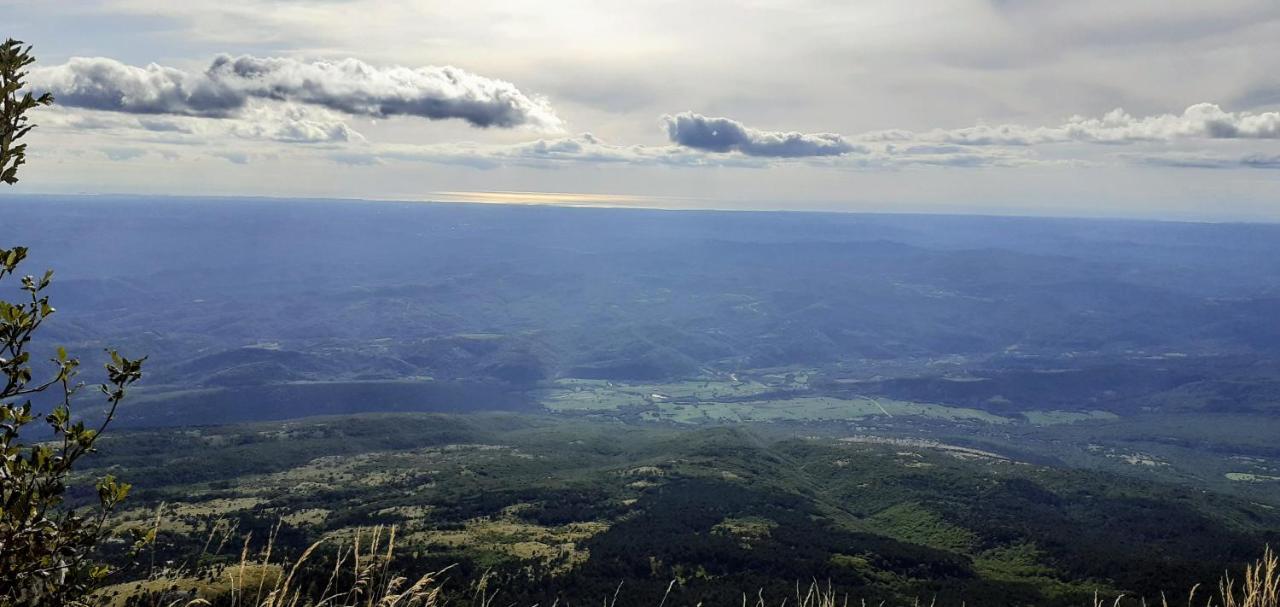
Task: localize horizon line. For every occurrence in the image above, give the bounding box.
[1,190,1276,226]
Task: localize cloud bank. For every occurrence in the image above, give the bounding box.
[904,103,1280,146]
[338,133,772,170]
[29,55,562,131]
[333,132,1041,171]
[662,112,858,157]
[35,100,361,145]
[1136,152,1280,170]
[652,104,1280,169]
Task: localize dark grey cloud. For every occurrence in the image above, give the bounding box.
[662,112,858,157]
[30,55,562,130]
[29,57,243,117]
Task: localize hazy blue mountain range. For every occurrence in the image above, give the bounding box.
[7,195,1280,426]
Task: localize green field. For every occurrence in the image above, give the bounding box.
[540,377,776,411]
[641,396,1009,424]
[540,378,1009,424]
[1021,410,1120,425]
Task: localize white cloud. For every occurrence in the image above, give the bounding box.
[207,55,563,130]
[33,102,360,146]
[229,104,363,144]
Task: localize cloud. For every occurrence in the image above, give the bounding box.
[214,151,251,164]
[100,147,149,161]
[662,112,859,157]
[325,131,1043,171]
[329,152,384,166]
[1136,152,1280,170]
[30,61,1280,177]
[207,55,563,130]
[29,55,562,131]
[36,102,360,146]
[228,104,363,144]
[28,57,243,117]
[336,133,772,170]
[138,118,196,133]
[1241,154,1280,169]
[904,103,1280,146]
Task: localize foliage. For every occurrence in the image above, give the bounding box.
[0,39,147,607]
[0,39,53,185]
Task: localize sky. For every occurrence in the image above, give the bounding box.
[5,0,1280,220]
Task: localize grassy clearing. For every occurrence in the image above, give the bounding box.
[280,508,330,527]
[867,503,977,553]
[543,378,1010,424]
[541,378,775,412]
[649,396,1008,424]
[114,498,267,534]
[974,543,1104,603]
[405,514,607,574]
[712,516,778,548]
[205,443,522,503]
[1227,473,1280,482]
[541,383,650,411]
[1023,410,1121,425]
